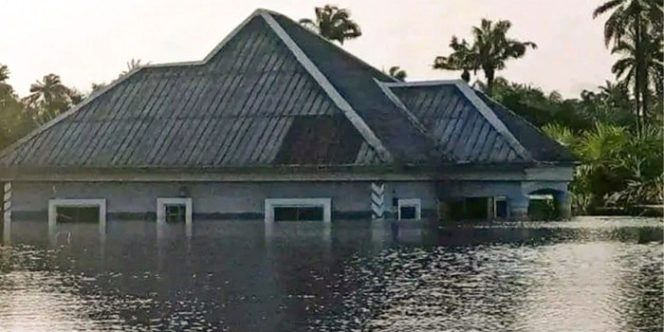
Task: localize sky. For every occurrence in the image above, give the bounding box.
[0,0,615,97]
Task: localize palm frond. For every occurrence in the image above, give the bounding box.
[593,0,626,18]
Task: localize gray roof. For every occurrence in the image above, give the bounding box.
[0,9,573,171]
[386,83,528,164]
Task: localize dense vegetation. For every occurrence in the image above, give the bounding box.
[0,3,661,215]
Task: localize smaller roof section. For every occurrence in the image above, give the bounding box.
[384,80,575,165]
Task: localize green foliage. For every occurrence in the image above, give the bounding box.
[488,78,593,131]
[0,87,34,149]
[0,65,86,150]
[387,66,407,81]
[545,119,662,212]
[23,73,80,125]
[299,5,361,45]
[508,73,662,213]
[542,123,576,147]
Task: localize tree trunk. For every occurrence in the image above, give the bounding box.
[484,67,495,96]
[639,26,650,125]
[634,76,642,135]
[461,70,470,83]
[634,15,644,134]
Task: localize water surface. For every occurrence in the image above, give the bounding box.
[0,217,662,331]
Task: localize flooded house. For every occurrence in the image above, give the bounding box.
[0,9,575,232]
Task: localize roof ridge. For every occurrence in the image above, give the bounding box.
[259,11,394,163]
[477,91,576,163]
[383,79,464,87]
[452,81,533,162]
[264,10,397,83]
[374,79,428,135]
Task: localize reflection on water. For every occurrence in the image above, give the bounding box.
[0,217,661,331]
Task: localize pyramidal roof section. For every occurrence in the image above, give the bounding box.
[0,9,394,165]
[384,80,532,162]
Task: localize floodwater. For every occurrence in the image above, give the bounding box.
[0,217,661,332]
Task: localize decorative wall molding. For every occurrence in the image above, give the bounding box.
[370,182,385,220]
[3,182,11,241]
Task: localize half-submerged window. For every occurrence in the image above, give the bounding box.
[466,197,489,220]
[273,206,324,221]
[265,198,331,223]
[56,206,100,223]
[48,199,107,231]
[157,198,192,225]
[165,204,187,223]
[398,199,421,220]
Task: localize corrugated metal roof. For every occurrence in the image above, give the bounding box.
[0,9,572,170]
[0,15,384,168]
[387,84,526,164]
[387,82,574,164]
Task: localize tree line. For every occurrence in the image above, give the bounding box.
[0,3,662,214]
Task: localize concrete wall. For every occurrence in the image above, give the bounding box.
[9,180,439,221]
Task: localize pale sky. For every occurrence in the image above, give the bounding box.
[1,0,614,97]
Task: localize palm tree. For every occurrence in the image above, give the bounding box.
[593,0,663,129]
[24,74,75,124]
[434,19,536,95]
[120,58,148,77]
[610,29,662,123]
[470,19,537,95]
[0,65,9,83]
[0,64,13,97]
[299,5,362,45]
[433,37,475,82]
[387,66,407,81]
[91,82,107,93]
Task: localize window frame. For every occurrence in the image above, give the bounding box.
[264,198,331,223]
[397,198,421,220]
[48,198,107,233]
[157,198,192,226]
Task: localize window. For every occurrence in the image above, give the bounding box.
[165,204,187,223]
[48,199,107,231]
[56,206,100,223]
[494,196,508,219]
[466,197,489,219]
[273,206,324,221]
[157,198,192,225]
[265,198,331,223]
[397,198,421,220]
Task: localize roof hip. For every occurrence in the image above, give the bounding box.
[258,11,394,163]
